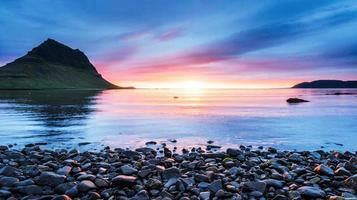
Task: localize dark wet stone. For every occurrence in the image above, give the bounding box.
[120,165,138,175]
[263,179,283,188]
[145,141,157,145]
[0,176,19,186]
[345,174,357,191]
[52,195,72,200]
[215,189,233,198]
[57,166,72,176]
[208,179,222,193]
[15,179,34,186]
[199,191,210,200]
[112,175,136,187]
[0,145,8,151]
[242,181,266,193]
[162,167,180,180]
[77,174,96,181]
[17,185,43,195]
[87,191,101,200]
[23,165,41,177]
[55,182,77,194]
[286,98,309,103]
[0,189,11,198]
[297,186,325,198]
[226,148,242,157]
[65,186,78,197]
[38,172,66,187]
[78,142,91,146]
[94,178,109,188]
[0,166,17,177]
[314,164,334,176]
[335,167,351,176]
[138,169,151,178]
[77,180,96,192]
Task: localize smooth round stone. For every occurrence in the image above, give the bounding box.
[120,165,138,175]
[0,189,11,198]
[111,175,136,187]
[57,166,72,176]
[52,195,72,200]
[162,167,180,180]
[314,164,334,176]
[0,176,19,187]
[199,191,210,200]
[37,172,66,187]
[297,186,326,198]
[0,166,17,177]
[77,180,96,192]
[16,185,43,195]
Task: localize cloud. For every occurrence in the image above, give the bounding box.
[156,28,183,41]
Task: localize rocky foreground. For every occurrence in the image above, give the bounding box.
[0,144,356,200]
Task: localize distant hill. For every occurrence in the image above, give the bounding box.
[0,39,132,89]
[292,80,357,88]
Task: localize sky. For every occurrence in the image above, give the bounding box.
[1,0,357,88]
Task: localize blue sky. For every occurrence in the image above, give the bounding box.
[1,0,357,88]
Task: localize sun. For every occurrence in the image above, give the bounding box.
[178,81,206,89]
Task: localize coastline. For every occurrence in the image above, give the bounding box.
[0,143,356,199]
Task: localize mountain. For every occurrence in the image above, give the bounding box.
[0,39,131,89]
[292,80,357,88]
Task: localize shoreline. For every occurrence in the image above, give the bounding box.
[0,144,356,200]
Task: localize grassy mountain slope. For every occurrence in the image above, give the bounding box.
[0,39,125,89]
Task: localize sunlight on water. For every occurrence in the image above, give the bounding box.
[0,89,356,151]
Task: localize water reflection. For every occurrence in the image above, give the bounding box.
[0,90,102,145]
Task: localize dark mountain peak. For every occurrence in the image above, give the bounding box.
[293,80,357,88]
[19,39,98,73]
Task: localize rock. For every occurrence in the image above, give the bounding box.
[17,185,43,195]
[0,176,19,186]
[23,165,41,177]
[146,178,162,189]
[297,186,326,198]
[112,175,136,187]
[226,148,242,157]
[0,189,11,198]
[78,142,91,146]
[57,166,72,176]
[55,182,77,194]
[37,172,66,187]
[16,179,34,186]
[0,166,17,176]
[164,178,177,188]
[215,189,233,198]
[199,191,210,200]
[134,190,150,200]
[77,180,96,192]
[286,98,309,103]
[52,195,72,200]
[309,151,321,160]
[335,167,351,176]
[228,167,242,176]
[208,179,222,193]
[145,141,157,145]
[65,186,78,197]
[242,181,266,193]
[120,165,138,175]
[345,174,357,191]
[162,167,180,180]
[263,179,283,188]
[94,178,109,188]
[314,164,334,176]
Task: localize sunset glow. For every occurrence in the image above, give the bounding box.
[2,1,357,88]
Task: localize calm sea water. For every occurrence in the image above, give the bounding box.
[0,89,356,151]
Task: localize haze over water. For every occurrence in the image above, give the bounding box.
[0,89,356,151]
